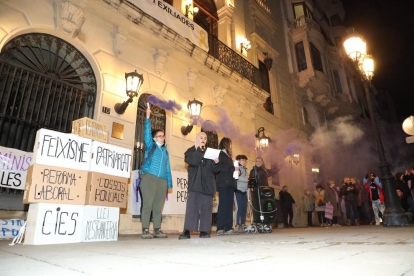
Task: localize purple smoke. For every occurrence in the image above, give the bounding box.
[148,95,182,114]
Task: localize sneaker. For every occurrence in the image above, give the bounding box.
[375,222,381,226]
[225,229,239,235]
[199,231,210,238]
[178,230,190,240]
[153,229,168,238]
[217,229,225,235]
[141,229,153,239]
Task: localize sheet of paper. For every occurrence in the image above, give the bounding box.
[204,148,221,160]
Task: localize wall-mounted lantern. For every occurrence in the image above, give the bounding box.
[255,127,270,153]
[114,70,144,115]
[289,154,300,166]
[181,98,203,135]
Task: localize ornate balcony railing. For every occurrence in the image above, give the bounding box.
[207,33,270,93]
[254,0,271,14]
[291,16,321,33]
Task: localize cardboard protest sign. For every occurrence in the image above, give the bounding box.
[0,146,33,190]
[72,117,109,144]
[1,219,25,240]
[23,164,88,205]
[81,205,119,242]
[86,172,128,208]
[33,129,91,171]
[89,141,132,178]
[25,203,84,245]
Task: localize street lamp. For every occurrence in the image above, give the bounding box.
[289,154,300,166]
[344,32,408,226]
[114,70,144,114]
[181,98,203,135]
[255,127,270,154]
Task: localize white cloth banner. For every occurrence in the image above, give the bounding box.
[0,146,33,190]
[127,0,209,51]
[1,219,25,240]
[129,170,219,215]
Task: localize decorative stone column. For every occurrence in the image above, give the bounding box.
[212,82,229,107]
[187,68,198,92]
[59,0,86,37]
[153,49,168,77]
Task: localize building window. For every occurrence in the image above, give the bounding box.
[194,0,218,36]
[259,60,271,94]
[332,70,343,93]
[293,3,313,19]
[330,14,343,27]
[295,42,307,72]
[310,43,323,72]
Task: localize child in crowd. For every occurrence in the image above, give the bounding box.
[303,189,315,227]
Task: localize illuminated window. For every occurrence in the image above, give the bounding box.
[293,3,313,19]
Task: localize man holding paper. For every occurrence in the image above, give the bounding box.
[179,132,220,239]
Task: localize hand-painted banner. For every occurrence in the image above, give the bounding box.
[1,219,25,240]
[127,0,209,52]
[128,171,218,215]
[0,146,33,190]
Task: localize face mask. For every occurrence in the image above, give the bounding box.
[156,142,163,147]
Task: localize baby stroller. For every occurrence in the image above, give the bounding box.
[243,178,276,234]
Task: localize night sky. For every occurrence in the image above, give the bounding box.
[343,0,414,121]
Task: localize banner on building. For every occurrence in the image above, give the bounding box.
[1,219,25,240]
[0,146,33,190]
[127,0,209,52]
[128,170,218,215]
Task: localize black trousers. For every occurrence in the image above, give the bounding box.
[317,211,326,223]
[183,192,213,232]
[217,187,235,231]
[345,200,359,220]
[281,205,293,226]
[307,211,313,226]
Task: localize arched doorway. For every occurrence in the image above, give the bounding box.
[0,32,97,208]
[133,93,166,170]
[0,33,97,151]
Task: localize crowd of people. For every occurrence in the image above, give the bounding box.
[139,106,413,239]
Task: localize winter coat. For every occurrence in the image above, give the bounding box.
[325,187,340,216]
[216,151,235,189]
[303,194,315,212]
[249,165,279,187]
[314,190,326,211]
[141,118,172,189]
[394,179,411,200]
[236,166,248,192]
[341,183,359,201]
[184,146,220,197]
[363,177,384,203]
[279,190,295,208]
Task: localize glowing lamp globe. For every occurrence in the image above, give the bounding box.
[343,34,366,62]
[188,98,203,118]
[361,54,374,81]
[125,70,144,98]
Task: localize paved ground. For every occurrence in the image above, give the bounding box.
[1,225,414,276]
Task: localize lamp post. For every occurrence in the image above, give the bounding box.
[114,70,144,114]
[181,98,203,135]
[255,127,270,155]
[343,31,408,226]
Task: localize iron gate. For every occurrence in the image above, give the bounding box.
[0,33,96,209]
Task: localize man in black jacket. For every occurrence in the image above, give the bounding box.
[179,132,219,239]
[279,186,296,228]
[341,177,360,226]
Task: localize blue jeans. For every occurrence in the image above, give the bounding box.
[235,190,247,225]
